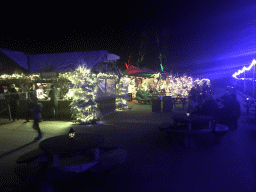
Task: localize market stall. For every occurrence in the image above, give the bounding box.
[0,65,127,123]
[123,65,211,112]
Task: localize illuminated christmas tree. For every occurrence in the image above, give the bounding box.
[65,65,99,124]
[116,76,129,110]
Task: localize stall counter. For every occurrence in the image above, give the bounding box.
[18,99,72,120]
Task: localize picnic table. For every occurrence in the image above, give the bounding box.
[172,114,214,130]
[169,114,214,148]
[15,133,127,191]
[172,97,187,109]
[39,133,105,171]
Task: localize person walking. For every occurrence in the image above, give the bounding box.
[30,96,43,140]
[48,84,58,120]
[7,85,20,122]
[23,84,33,123]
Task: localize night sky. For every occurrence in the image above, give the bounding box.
[1,1,255,78]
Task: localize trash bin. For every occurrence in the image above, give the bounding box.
[128,93,132,101]
[151,95,161,112]
[163,96,173,112]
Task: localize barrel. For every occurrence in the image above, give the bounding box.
[128,93,132,101]
[151,95,161,112]
[163,96,173,112]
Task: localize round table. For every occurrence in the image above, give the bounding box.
[170,114,214,148]
[39,133,105,167]
[172,114,214,130]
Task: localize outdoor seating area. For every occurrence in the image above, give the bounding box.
[156,85,243,148]
[15,133,127,191]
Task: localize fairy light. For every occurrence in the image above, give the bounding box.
[232,59,256,79]
[125,72,210,98]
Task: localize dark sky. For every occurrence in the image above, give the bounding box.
[1,1,255,78]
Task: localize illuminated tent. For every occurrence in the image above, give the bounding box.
[123,65,155,77]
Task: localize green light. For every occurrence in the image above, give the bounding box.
[160,64,164,71]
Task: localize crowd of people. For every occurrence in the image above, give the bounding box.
[187,85,241,130]
[0,83,59,140]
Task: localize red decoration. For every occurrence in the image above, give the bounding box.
[125,54,132,69]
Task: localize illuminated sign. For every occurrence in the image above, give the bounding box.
[41,72,58,79]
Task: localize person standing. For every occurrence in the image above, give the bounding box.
[23,84,33,123]
[226,93,241,130]
[30,96,43,140]
[48,84,58,120]
[7,85,20,122]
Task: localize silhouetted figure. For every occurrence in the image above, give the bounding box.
[197,95,220,121]
[31,96,43,140]
[220,93,241,130]
[24,84,35,123]
[48,85,58,119]
[188,94,198,114]
[7,85,19,122]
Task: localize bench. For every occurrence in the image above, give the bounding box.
[168,127,213,148]
[89,149,127,173]
[158,123,173,132]
[98,144,119,152]
[136,98,151,104]
[16,148,49,164]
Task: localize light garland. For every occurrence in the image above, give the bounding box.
[232,59,256,80]
[126,73,210,98]
[0,73,40,81]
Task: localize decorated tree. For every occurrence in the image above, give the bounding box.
[116,76,130,110]
[65,65,99,124]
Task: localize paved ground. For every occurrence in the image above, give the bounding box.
[0,87,256,192]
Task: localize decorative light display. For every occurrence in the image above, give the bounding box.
[116,76,130,110]
[64,65,99,123]
[0,66,130,123]
[125,54,132,69]
[126,72,210,98]
[62,65,128,123]
[0,73,40,82]
[232,59,256,80]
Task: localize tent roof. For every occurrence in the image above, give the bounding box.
[29,50,120,73]
[0,48,28,70]
[0,48,120,74]
[124,65,155,77]
[0,50,28,75]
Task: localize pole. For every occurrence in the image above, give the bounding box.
[253,64,255,97]
[244,70,245,93]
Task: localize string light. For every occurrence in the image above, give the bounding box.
[126,73,210,98]
[232,59,256,79]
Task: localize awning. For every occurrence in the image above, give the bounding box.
[124,65,155,77]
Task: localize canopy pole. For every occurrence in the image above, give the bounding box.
[253,64,255,97]
[244,70,245,93]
